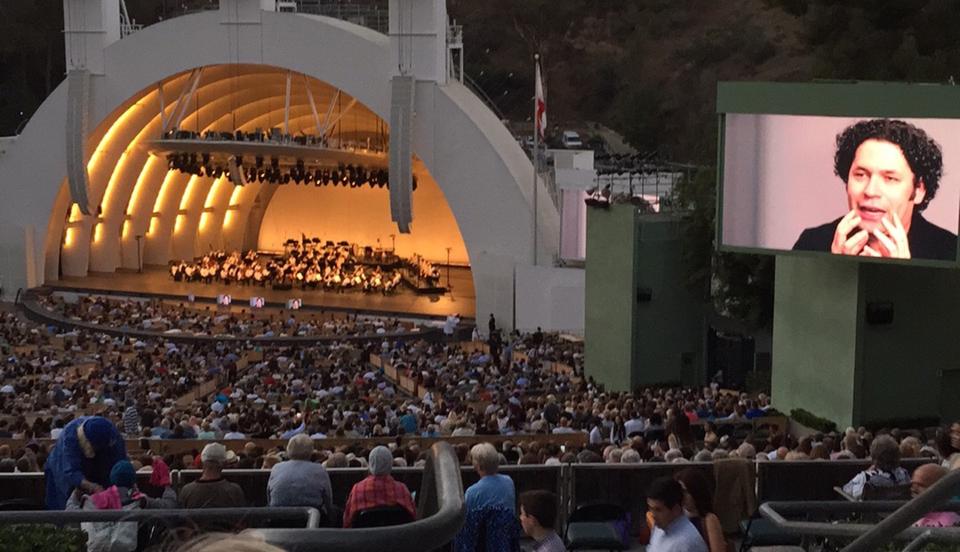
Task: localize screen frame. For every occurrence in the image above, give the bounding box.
[716,81,960,268]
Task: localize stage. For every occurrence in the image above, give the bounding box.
[45,265,475,320]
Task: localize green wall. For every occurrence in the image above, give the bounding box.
[772,256,861,428]
[633,215,704,386]
[773,256,960,427]
[856,263,960,424]
[585,208,705,391]
[585,204,637,391]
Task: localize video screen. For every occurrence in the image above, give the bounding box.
[720,114,960,263]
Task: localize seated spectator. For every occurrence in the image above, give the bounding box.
[674,468,725,552]
[842,435,910,500]
[179,443,246,509]
[518,490,564,552]
[911,463,960,528]
[268,434,333,521]
[465,443,515,513]
[342,445,416,528]
[646,477,707,552]
[455,442,520,552]
[67,459,176,552]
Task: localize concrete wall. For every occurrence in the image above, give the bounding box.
[771,256,861,428]
[584,204,637,391]
[633,215,704,386]
[515,265,584,333]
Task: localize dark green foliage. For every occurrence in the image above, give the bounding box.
[0,524,87,552]
[790,408,838,433]
[673,168,775,330]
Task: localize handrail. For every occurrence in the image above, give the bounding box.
[756,471,960,550]
[758,501,960,544]
[844,468,960,551]
[0,506,321,528]
[257,442,465,552]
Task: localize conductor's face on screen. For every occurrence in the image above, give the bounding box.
[845,138,925,236]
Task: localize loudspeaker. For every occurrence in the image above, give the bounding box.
[637,287,653,303]
[866,301,894,325]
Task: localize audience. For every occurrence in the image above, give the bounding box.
[518,490,565,552]
[910,463,960,528]
[179,443,246,510]
[267,434,334,522]
[646,476,707,552]
[842,435,910,500]
[674,468,724,552]
[342,445,416,528]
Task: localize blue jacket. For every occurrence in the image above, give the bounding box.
[44,417,127,510]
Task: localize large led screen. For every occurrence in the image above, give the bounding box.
[720,114,960,263]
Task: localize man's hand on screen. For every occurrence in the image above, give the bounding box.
[831,210,868,255]
[865,212,911,259]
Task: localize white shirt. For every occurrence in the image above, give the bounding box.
[589,426,603,445]
[624,417,646,436]
[649,515,708,552]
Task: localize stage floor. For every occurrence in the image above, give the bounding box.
[46,266,475,319]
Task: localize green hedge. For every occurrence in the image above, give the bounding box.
[0,524,87,552]
[790,408,838,434]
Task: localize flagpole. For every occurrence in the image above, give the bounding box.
[532,54,540,266]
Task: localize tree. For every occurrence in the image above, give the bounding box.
[674,168,775,330]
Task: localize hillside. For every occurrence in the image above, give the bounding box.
[449,0,814,164]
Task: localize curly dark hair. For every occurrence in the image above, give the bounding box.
[834,119,943,212]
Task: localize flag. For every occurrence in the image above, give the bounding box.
[535,58,546,140]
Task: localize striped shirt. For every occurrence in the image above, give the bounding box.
[122,406,140,436]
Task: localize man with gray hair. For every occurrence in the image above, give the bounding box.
[267,434,333,521]
[342,445,416,527]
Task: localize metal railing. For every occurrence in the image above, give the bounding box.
[257,442,465,552]
[758,468,960,551]
[296,2,389,34]
[0,506,321,527]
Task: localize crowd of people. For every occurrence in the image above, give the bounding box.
[3,292,960,549]
[17,411,960,551]
[169,240,407,294]
[36,293,417,339]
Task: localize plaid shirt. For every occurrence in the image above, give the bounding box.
[342,475,416,527]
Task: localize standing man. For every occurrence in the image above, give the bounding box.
[646,477,708,552]
[45,416,127,510]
